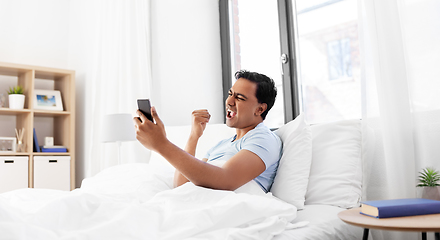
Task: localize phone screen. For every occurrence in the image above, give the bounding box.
[137,99,153,122]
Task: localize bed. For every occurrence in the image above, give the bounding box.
[0,115,364,239]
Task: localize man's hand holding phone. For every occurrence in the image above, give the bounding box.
[134,99,168,153]
[137,99,154,122]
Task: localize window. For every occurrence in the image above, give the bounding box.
[221,0,285,129]
[220,0,361,125]
[295,0,361,123]
[327,38,352,81]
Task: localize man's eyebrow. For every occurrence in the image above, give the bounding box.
[236,93,248,99]
[229,89,248,99]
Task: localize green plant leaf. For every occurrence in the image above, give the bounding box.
[7,85,24,95]
[417,167,440,187]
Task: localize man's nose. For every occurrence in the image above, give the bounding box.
[226,95,235,106]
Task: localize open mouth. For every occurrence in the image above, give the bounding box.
[226,109,237,119]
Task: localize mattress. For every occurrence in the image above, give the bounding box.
[274,204,364,240]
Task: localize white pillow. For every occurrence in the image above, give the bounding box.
[305,119,362,209]
[148,125,191,179]
[149,124,236,180]
[271,113,312,210]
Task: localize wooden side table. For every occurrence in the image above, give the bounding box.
[338,207,440,240]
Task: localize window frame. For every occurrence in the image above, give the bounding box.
[219,0,233,122]
[219,0,301,124]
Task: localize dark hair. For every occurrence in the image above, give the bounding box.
[234,70,277,120]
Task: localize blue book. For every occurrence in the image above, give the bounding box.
[361,198,440,218]
[33,128,40,152]
[41,147,67,152]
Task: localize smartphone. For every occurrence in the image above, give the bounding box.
[137,99,154,122]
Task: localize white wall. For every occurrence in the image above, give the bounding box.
[150,0,223,126]
[0,0,223,187]
[0,0,70,68]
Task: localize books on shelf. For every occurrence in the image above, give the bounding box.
[40,146,67,152]
[33,128,67,153]
[33,128,40,152]
[361,198,440,218]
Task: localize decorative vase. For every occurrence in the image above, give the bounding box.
[16,141,26,152]
[8,94,25,109]
[417,186,440,201]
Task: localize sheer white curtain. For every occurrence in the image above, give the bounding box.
[70,0,152,177]
[359,0,440,239]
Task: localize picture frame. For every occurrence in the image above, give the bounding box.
[33,89,63,111]
[0,137,16,152]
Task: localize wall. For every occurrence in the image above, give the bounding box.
[0,0,223,187]
[0,0,70,68]
[150,0,224,126]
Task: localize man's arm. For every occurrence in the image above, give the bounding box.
[134,108,266,191]
[173,110,210,187]
[159,140,265,190]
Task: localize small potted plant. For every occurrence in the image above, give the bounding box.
[417,167,440,200]
[7,85,25,109]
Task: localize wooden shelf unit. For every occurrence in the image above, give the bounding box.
[0,62,75,190]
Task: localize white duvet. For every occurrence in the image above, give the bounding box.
[0,163,299,240]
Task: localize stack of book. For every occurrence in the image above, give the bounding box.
[33,128,67,153]
[40,145,67,153]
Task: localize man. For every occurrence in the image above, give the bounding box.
[133,70,281,193]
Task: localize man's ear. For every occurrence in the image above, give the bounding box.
[255,103,267,116]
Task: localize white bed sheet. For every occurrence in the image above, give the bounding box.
[273,204,363,240]
[0,163,301,240]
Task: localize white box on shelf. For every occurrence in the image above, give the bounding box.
[0,137,16,152]
[0,156,29,193]
[44,137,54,147]
[34,156,70,191]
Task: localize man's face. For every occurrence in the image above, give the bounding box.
[225,78,264,129]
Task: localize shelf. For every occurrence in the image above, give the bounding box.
[0,64,29,76]
[0,152,71,156]
[0,152,29,156]
[33,152,70,156]
[0,108,31,115]
[0,108,71,117]
[0,62,75,191]
[35,70,73,80]
[33,110,70,117]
